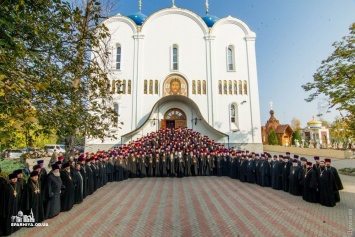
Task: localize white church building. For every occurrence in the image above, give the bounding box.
[85,1,262,152]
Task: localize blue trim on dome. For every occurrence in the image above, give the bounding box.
[127,11,147,26]
[202,13,219,27]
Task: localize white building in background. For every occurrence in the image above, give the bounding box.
[301,117,330,148]
[85,1,262,152]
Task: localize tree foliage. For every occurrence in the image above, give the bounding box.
[268,130,279,145]
[0,0,120,153]
[290,117,301,131]
[291,130,302,146]
[302,23,355,136]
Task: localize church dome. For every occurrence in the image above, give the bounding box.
[307,117,322,128]
[127,11,147,26]
[202,13,219,27]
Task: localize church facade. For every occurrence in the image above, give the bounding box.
[85,3,262,153]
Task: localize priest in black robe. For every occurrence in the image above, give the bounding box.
[239,156,248,182]
[78,156,88,198]
[72,163,83,204]
[147,153,153,177]
[60,162,75,212]
[325,158,343,202]
[107,156,114,181]
[271,156,283,190]
[1,173,21,236]
[177,154,185,178]
[37,160,47,191]
[44,164,64,219]
[191,154,198,176]
[22,171,45,224]
[301,162,318,203]
[161,153,167,177]
[246,156,256,183]
[289,160,301,196]
[260,156,271,187]
[317,160,337,207]
[85,159,94,195]
[281,156,291,192]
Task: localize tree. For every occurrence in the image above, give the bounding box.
[330,116,351,149]
[290,117,301,131]
[0,0,120,156]
[302,23,355,136]
[268,130,279,145]
[292,130,302,146]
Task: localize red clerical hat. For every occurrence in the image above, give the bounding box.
[324,158,331,163]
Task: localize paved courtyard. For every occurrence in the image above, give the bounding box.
[14,173,355,237]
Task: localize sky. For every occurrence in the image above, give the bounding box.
[111,0,355,127]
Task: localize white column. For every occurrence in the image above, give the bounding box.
[205,35,216,126]
[245,35,261,143]
[132,32,145,129]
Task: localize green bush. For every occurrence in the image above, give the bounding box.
[292,130,302,146]
[268,130,279,145]
[0,159,26,180]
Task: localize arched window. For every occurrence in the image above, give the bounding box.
[234,80,237,95]
[202,80,206,94]
[116,44,121,70]
[149,80,153,94]
[229,80,232,95]
[172,44,179,70]
[239,80,242,95]
[122,80,126,94]
[192,80,196,94]
[244,80,248,95]
[155,80,159,94]
[230,103,239,131]
[197,80,201,94]
[227,46,235,71]
[113,103,119,127]
[128,80,131,94]
[223,80,227,94]
[144,80,147,94]
[218,80,222,94]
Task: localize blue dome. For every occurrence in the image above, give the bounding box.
[202,13,219,28]
[127,11,147,26]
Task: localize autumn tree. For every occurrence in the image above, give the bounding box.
[290,118,301,131]
[0,0,120,154]
[302,23,355,136]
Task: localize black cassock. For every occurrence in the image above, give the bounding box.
[39,168,48,191]
[130,157,137,178]
[216,156,222,177]
[147,157,153,177]
[1,182,21,236]
[117,159,124,181]
[22,180,45,223]
[85,164,94,195]
[0,177,8,236]
[44,173,63,219]
[246,159,256,183]
[281,161,291,192]
[184,155,191,177]
[260,160,271,187]
[301,168,318,203]
[289,166,301,196]
[90,164,98,192]
[79,165,88,198]
[107,160,114,181]
[191,157,198,176]
[178,158,185,178]
[167,157,175,177]
[254,160,261,185]
[239,160,248,182]
[328,166,343,202]
[60,170,75,211]
[71,169,83,204]
[98,162,104,187]
[271,161,283,190]
[317,168,337,207]
[155,157,161,177]
[161,157,167,177]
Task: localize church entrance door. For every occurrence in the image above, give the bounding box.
[166,120,175,129]
[161,108,187,129]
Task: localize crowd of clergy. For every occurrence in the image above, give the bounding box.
[0,128,344,236]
